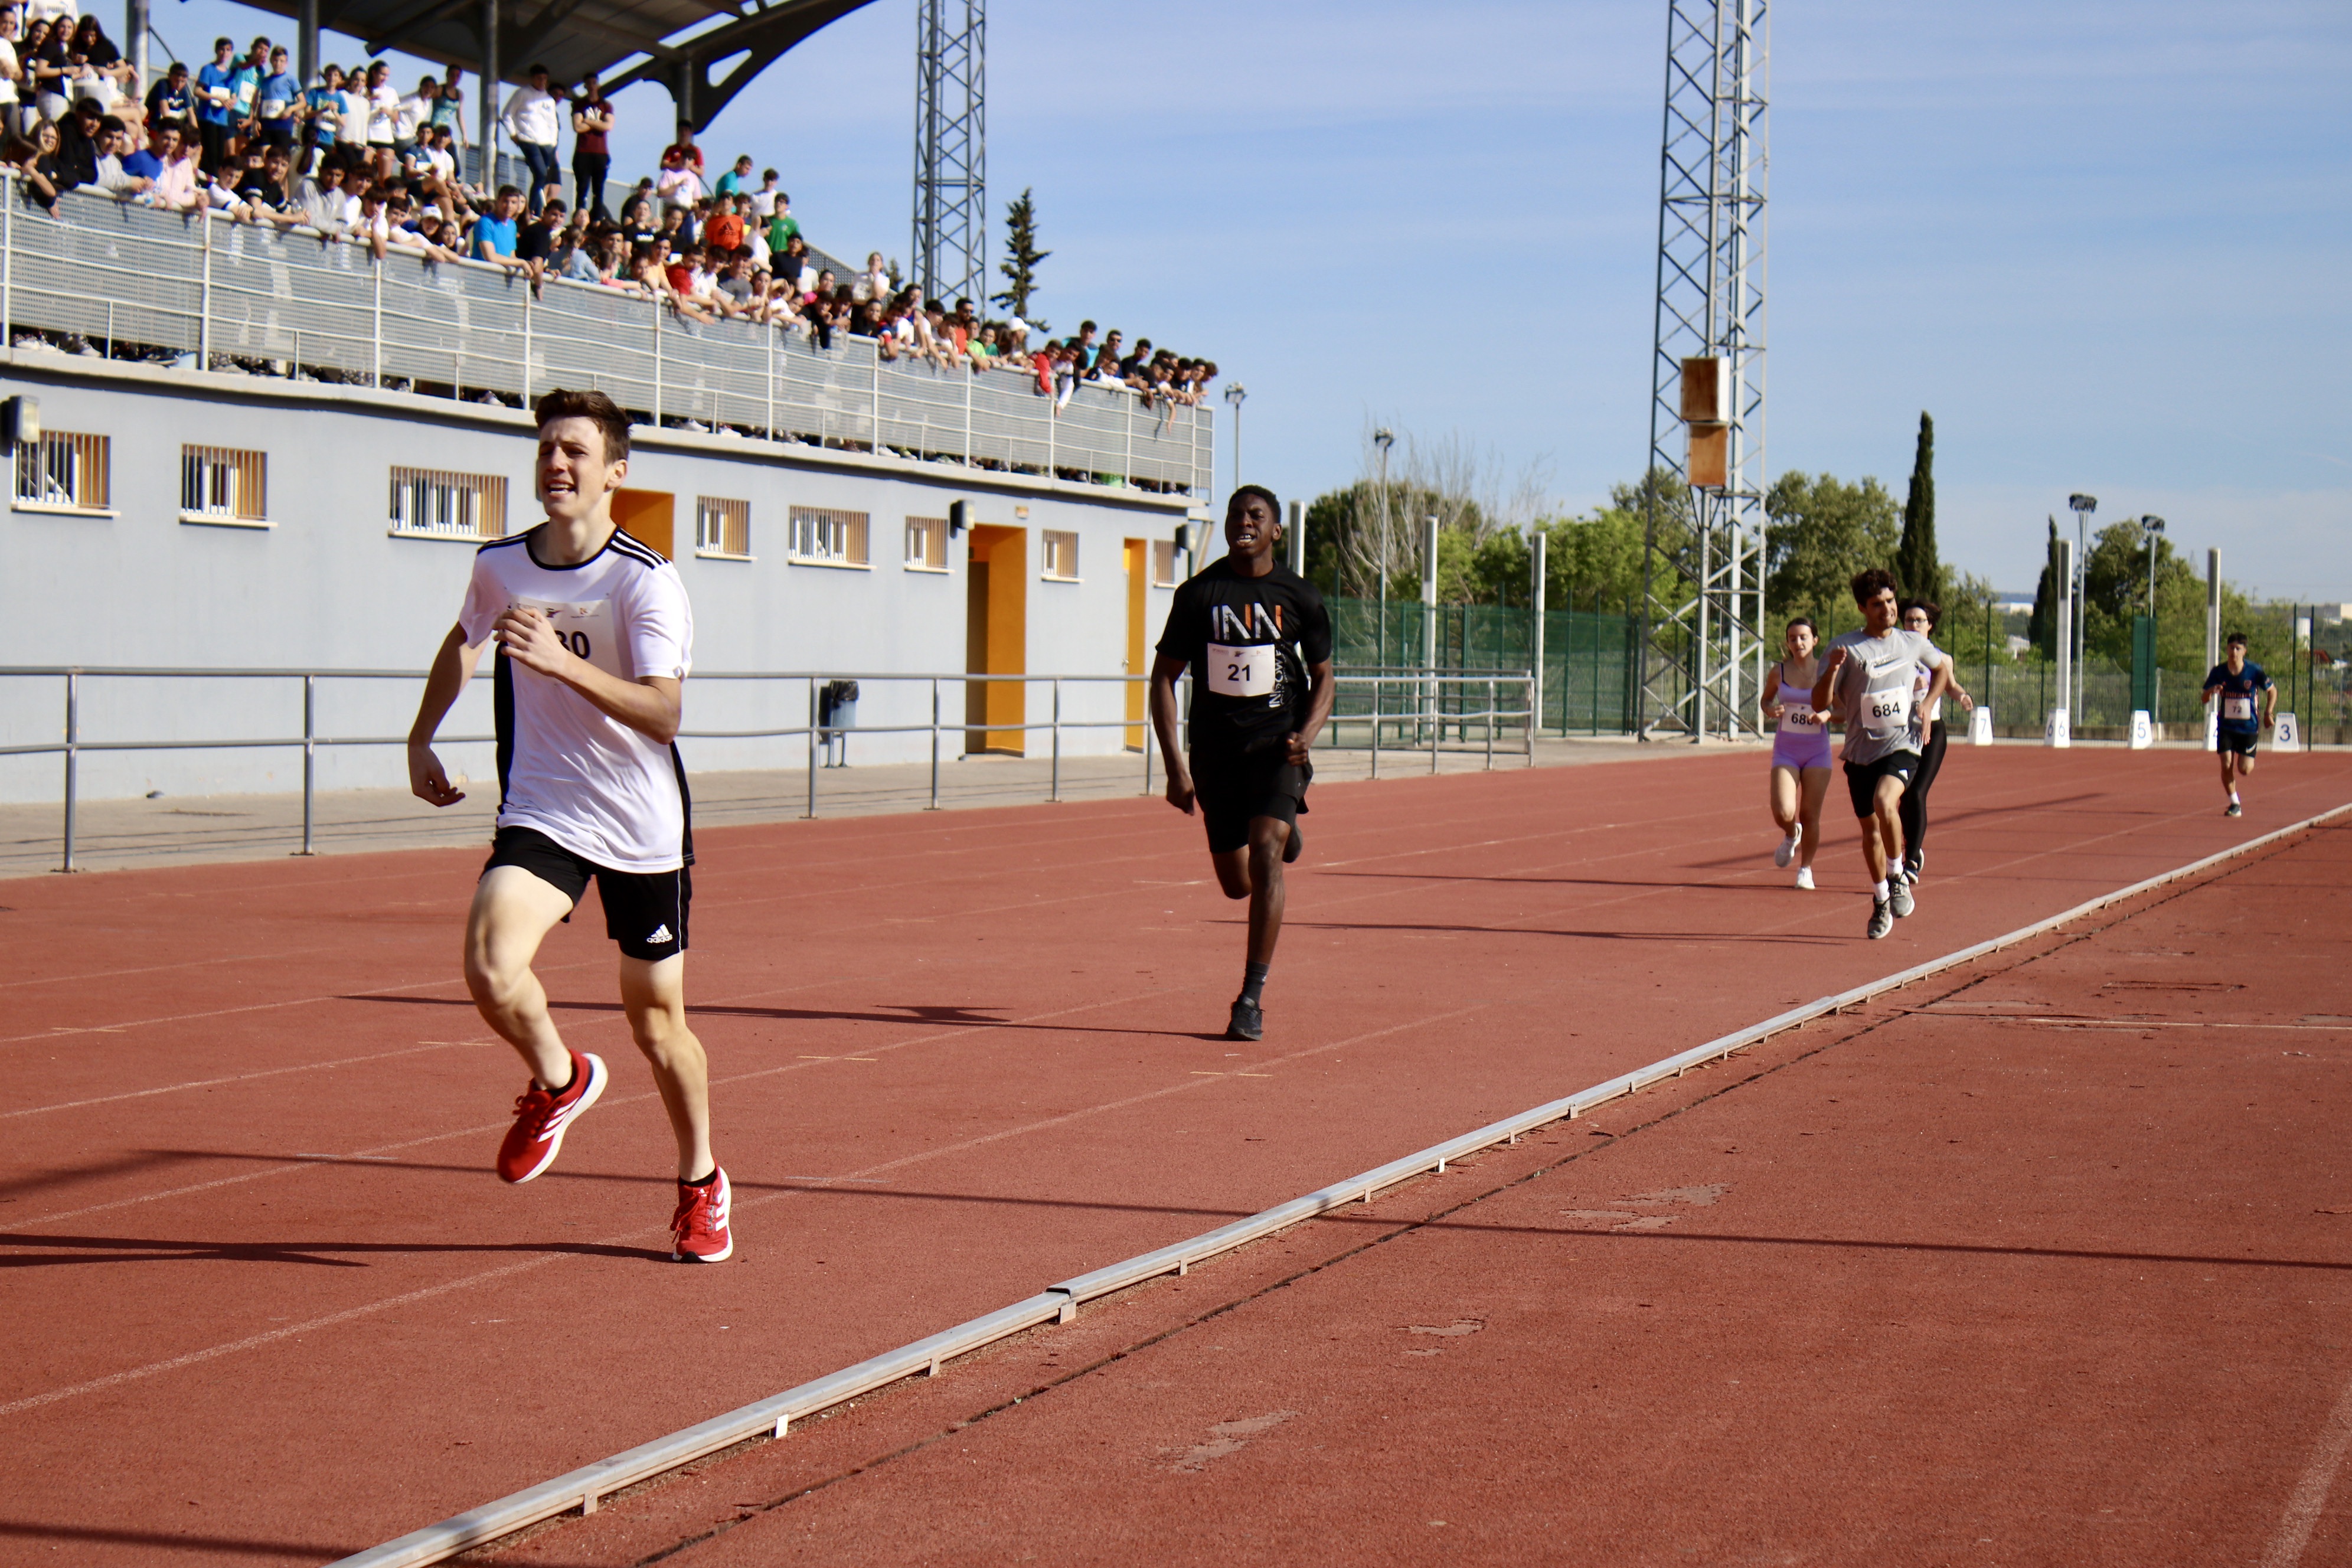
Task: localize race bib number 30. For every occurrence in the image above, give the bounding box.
[512,597,622,678]
[1206,641,1276,698]
[2223,696,2252,720]
[1861,690,1912,738]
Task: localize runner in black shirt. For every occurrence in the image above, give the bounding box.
[1149,486,1335,1041]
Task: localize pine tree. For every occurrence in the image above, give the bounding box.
[2027,516,2059,656]
[992,187,1050,326]
[1894,411,1942,606]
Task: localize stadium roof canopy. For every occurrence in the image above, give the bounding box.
[239,0,877,129]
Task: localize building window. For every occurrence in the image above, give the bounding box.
[1151,540,1180,587]
[388,467,509,540]
[904,515,948,571]
[789,505,870,567]
[181,445,268,526]
[1041,530,1079,581]
[12,430,110,514]
[695,496,750,558]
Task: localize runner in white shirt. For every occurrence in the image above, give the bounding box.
[1812,567,1951,941]
[407,387,732,1263]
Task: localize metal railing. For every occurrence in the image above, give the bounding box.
[0,188,1214,497]
[0,665,1534,871]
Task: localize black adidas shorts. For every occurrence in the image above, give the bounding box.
[1194,747,1309,855]
[483,825,690,962]
[1843,750,1919,819]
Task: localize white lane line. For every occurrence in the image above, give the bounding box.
[5,982,1188,1227]
[2259,1364,2352,1568]
[0,1005,1482,1419]
[1,1040,489,1119]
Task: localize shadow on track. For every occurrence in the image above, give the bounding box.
[0,1232,671,1269]
[335,994,1214,1040]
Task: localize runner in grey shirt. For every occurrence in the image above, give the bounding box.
[1811,567,1951,940]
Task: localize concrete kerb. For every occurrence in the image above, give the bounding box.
[329,798,2352,1568]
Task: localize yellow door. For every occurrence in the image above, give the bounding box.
[1124,538,1148,749]
[965,524,1027,754]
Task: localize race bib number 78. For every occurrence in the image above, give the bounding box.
[1206,641,1276,698]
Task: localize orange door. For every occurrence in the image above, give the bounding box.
[610,489,674,558]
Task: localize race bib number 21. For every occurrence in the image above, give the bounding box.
[1206,641,1276,698]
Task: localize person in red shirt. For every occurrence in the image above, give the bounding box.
[662,120,703,175]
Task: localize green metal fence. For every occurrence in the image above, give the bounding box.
[1325,599,1638,737]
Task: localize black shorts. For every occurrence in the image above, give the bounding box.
[482,825,689,962]
[1844,750,1919,819]
[2219,729,2259,757]
[1194,747,1309,855]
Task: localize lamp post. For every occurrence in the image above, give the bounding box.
[2140,516,2165,615]
[1222,383,1247,498]
[2067,494,2096,721]
[1373,427,1394,677]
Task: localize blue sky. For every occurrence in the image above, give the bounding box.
[160,0,2351,598]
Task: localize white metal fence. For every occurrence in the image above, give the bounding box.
[0,666,1533,871]
[0,188,1216,496]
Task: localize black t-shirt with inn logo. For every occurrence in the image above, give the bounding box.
[1155,557,1332,760]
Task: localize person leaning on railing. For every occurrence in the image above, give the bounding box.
[7,117,60,213]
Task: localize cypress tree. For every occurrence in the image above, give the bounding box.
[1894,411,1942,605]
[2027,516,2058,656]
[992,188,1050,327]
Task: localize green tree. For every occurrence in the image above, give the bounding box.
[1763,470,1901,635]
[1536,504,1652,617]
[1894,412,1943,606]
[992,187,1049,328]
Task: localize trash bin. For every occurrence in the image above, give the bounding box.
[818,678,860,767]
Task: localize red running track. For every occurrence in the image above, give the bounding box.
[518,809,2352,1567]
[1,744,2347,1563]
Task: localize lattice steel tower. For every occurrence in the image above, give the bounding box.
[1635,0,1769,741]
[912,0,985,306]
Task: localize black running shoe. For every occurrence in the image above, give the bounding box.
[2225,801,2243,817]
[1227,996,1265,1041]
[1282,822,1304,864]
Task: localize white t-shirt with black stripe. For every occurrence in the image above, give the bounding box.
[459,527,695,873]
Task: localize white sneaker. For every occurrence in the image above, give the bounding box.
[1774,829,1799,869]
[1794,867,1814,890]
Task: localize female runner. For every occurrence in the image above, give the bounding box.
[1759,616,1831,888]
[1897,599,1975,886]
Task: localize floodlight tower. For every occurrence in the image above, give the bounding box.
[912,0,985,305]
[1634,0,1769,741]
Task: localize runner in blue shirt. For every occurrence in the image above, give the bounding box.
[194,37,237,175]
[2201,632,2275,817]
[257,47,302,150]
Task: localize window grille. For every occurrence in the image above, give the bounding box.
[1042,530,1079,580]
[904,515,947,570]
[181,446,267,524]
[388,467,509,539]
[789,505,869,566]
[12,431,109,511]
[1151,539,1180,587]
[696,496,750,556]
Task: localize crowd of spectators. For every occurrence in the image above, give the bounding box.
[0,15,1217,414]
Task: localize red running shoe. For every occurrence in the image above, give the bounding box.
[672,1167,734,1263]
[495,1051,607,1184]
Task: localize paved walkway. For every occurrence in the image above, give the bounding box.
[0,736,1671,879]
